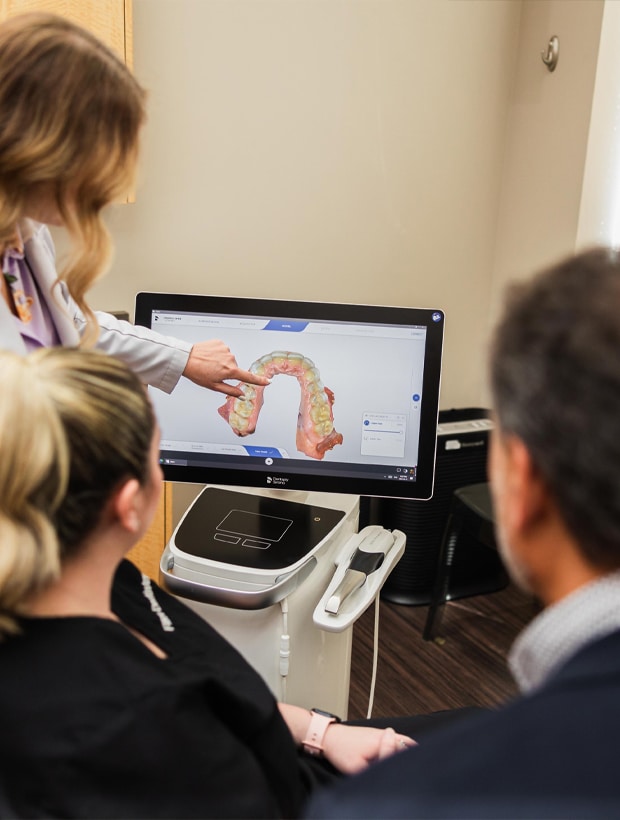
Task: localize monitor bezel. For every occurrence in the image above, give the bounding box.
[135,292,444,500]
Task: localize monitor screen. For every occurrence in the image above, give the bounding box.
[135,293,444,500]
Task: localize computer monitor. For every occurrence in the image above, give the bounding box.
[135,293,444,500]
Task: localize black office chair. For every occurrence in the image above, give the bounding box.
[423,482,509,641]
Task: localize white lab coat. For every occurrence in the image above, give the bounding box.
[0,220,191,393]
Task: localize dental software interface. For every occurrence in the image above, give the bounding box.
[149,309,428,487]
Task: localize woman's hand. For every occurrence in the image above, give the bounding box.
[322,723,416,775]
[278,703,416,776]
[182,339,269,397]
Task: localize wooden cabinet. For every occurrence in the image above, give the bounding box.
[1,1,156,579]
[126,483,174,582]
[1,1,136,202]
[0,0,133,67]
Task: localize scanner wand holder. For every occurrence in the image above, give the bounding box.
[313,525,407,632]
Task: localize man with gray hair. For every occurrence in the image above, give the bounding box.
[307,247,620,818]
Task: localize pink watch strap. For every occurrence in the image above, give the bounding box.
[302,710,337,756]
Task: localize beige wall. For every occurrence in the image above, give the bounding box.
[489,0,604,321]
[87,0,521,410]
[86,0,606,412]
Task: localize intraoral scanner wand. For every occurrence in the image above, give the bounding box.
[325,528,395,614]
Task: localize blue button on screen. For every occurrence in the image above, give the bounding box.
[263,320,308,332]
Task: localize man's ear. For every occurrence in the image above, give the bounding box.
[111,478,142,534]
[504,436,550,536]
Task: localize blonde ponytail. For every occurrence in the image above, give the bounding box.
[0,347,155,637]
[0,353,68,636]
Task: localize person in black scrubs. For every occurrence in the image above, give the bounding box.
[0,347,417,819]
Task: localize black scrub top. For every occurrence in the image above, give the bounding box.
[0,560,314,818]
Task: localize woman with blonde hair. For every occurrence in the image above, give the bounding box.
[0,347,414,818]
[0,12,266,397]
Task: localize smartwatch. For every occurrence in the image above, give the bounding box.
[302,708,342,757]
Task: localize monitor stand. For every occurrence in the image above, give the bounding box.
[260,488,310,504]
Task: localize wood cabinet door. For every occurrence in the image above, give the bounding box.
[0,0,132,65]
[0,1,136,199]
[1,0,153,579]
[126,483,173,582]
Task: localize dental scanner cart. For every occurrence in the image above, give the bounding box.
[160,486,405,717]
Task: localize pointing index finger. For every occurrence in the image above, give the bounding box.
[235,368,271,387]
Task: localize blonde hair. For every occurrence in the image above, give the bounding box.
[0,348,155,638]
[0,12,147,343]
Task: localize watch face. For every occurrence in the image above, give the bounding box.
[312,708,341,722]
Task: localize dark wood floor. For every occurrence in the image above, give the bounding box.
[347,582,539,721]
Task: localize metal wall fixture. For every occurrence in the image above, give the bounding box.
[541,35,559,72]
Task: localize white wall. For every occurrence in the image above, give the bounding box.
[86,0,522,410]
[490,0,604,319]
[577,0,620,249]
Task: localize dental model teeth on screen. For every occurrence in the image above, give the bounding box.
[218,351,344,460]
